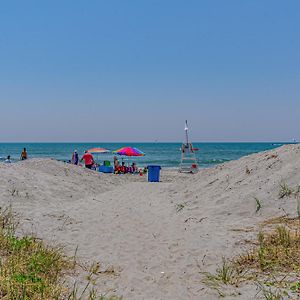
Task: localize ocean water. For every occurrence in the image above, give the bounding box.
[0,143,285,168]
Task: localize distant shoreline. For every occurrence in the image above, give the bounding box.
[0,143,291,168]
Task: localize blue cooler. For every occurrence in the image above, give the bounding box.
[147,165,161,182]
[99,165,114,173]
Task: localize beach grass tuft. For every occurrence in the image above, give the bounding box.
[214,258,237,285]
[257,283,283,300]
[254,197,262,213]
[278,183,293,199]
[0,206,122,300]
[237,225,300,274]
[176,203,186,212]
[202,257,243,289]
[203,220,300,298]
[0,206,70,299]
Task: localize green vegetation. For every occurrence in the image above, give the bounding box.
[257,284,283,300]
[0,206,121,300]
[176,203,186,212]
[278,183,294,199]
[237,226,300,273]
[203,258,239,286]
[203,221,300,298]
[254,197,262,213]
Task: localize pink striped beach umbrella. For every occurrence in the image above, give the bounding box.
[113,147,145,157]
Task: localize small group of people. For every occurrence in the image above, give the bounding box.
[113,156,138,174]
[71,150,95,169]
[3,148,28,164]
[71,150,143,174]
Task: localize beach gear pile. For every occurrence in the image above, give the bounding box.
[72,146,145,175]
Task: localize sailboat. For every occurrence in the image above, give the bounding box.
[179,121,199,173]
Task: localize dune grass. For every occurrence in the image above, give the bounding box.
[278,183,294,199]
[203,221,300,298]
[176,203,186,212]
[0,206,121,300]
[254,197,262,213]
[236,226,300,274]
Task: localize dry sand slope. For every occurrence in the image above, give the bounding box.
[0,144,300,299]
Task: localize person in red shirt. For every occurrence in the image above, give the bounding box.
[80,151,95,169]
[120,161,127,174]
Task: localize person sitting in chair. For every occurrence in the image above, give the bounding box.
[132,162,138,173]
[120,161,126,174]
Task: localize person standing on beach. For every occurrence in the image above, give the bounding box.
[113,156,119,170]
[20,148,28,160]
[72,150,79,165]
[80,151,94,169]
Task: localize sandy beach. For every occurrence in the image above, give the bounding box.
[1,144,300,299]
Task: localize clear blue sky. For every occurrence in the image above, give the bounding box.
[0,0,299,142]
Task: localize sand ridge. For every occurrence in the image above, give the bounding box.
[0,144,300,299]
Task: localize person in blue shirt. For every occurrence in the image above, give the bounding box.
[72,150,79,165]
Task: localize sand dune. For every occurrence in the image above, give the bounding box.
[0,144,300,299]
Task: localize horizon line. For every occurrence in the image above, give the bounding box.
[0,141,295,144]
